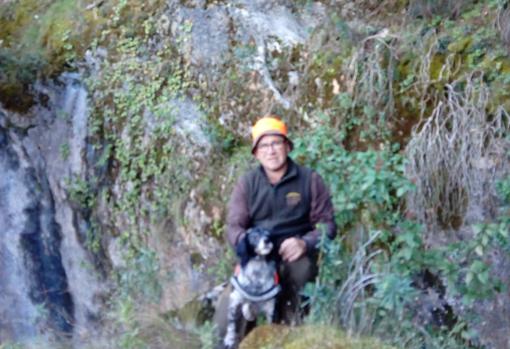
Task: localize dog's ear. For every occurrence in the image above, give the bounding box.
[236,235,249,267]
[236,231,253,267]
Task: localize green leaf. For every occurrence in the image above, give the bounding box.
[465,272,473,285]
[402,248,413,261]
[396,186,408,197]
[470,260,485,272]
[472,224,483,235]
[499,226,509,238]
[477,270,489,285]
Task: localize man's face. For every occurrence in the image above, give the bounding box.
[254,134,290,172]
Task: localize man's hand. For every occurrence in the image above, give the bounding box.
[279,237,306,263]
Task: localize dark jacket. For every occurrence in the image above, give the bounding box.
[227,158,336,252]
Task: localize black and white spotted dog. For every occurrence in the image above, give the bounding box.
[223,227,280,349]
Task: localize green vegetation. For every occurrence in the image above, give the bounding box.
[80,10,195,349]
[0,0,102,110]
[59,142,70,160]
[0,0,167,110]
[293,112,503,347]
[282,2,510,347]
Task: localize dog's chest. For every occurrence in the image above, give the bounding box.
[238,258,275,293]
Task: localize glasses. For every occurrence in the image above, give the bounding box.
[257,139,286,152]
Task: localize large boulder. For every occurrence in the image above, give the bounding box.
[240,325,395,349]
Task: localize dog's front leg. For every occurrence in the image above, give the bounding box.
[224,291,243,349]
[262,299,276,324]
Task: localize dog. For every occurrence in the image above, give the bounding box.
[223,227,280,349]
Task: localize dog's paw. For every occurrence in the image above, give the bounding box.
[223,333,236,349]
[242,303,256,322]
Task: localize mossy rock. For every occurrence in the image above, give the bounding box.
[0,0,165,112]
[164,296,215,328]
[136,315,202,349]
[0,0,105,111]
[239,324,395,349]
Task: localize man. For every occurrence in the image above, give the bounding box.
[214,116,336,345]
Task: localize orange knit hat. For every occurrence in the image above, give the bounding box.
[251,116,293,154]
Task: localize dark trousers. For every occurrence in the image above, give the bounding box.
[213,253,317,346]
[274,252,318,325]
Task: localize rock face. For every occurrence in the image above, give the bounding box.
[0,74,104,344]
[170,0,327,130]
[0,114,59,341]
[0,57,223,345]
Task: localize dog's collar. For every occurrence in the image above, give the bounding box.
[230,275,281,302]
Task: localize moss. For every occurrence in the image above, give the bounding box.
[240,325,396,349]
[240,324,292,349]
[0,0,171,112]
[0,0,47,46]
[1,0,98,61]
[0,47,46,111]
[0,0,108,111]
[303,48,348,109]
[427,53,446,81]
[407,0,476,19]
[165,297,215,328]
[135,312,202,349]
[447,36,472,53]
[489,76,510,112]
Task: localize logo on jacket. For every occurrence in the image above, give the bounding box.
[286,192,301,206]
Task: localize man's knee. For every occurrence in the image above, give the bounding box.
[280,253,318,289]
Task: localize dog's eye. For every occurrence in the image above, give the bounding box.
[248,234,259,245]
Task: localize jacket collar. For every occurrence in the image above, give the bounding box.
[258,157,298,186]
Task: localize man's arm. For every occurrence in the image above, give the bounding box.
[226,176,250,248]
[280,171,336,262]
[302,171,337,251]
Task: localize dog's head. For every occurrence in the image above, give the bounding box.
[247,227,273,256]
[236,227,273,267]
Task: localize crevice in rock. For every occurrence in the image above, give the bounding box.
[19,174,75,335]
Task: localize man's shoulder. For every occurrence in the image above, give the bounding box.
[292,162,326,187]
[245,164,266,177]
[238,166,263,185]
[292,161,315,177]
